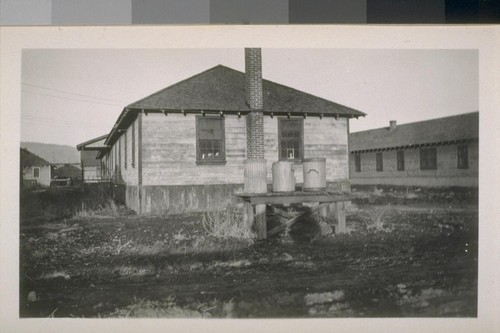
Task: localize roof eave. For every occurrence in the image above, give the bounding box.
[76,134,109,151]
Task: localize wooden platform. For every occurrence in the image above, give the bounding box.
[235,191,351,240]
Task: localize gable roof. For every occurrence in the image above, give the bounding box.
[350,112,479,153]
[105,65,366,145]
[21,148,52,168]
[76,134,108,151]
[128,65,365,117]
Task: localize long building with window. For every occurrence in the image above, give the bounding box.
[90,50,365,214]
[349,112,479,187]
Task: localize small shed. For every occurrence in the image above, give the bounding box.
[20,148,53,188]
[349,112,479,187]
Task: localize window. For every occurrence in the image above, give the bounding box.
[376,152,383,171]
[196,116,226,164]
[420,147,437,170]
[279,118,303,161]
[397,150,405,171]
[33,167,40,178]
[354,154,361,172]
[118,136,122,168]
[132,122,135,167]
[124,130,128,169]
[457,145,469,169]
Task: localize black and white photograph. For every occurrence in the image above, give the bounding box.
[1,26,498,332]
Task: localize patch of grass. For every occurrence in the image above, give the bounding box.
[105,296,236,318]
[202,206,253,240]
[362,206,395,233]
[73,199,120,219]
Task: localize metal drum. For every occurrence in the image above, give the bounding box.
[302,158,326,191]
[244,159,267,193]
[272,161,295,192]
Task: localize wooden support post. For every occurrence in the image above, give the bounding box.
[335,201,346,233]
[255,204,267,240]
[243,202,254,231]
[319,203,329,219]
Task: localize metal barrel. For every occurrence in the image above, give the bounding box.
[244,159,267,193]
[302,158,326,191]
[272,161,295,192]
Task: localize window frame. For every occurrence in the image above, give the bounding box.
[124,130,128,169]
[33,167,40,178]
[195,115,227,165]
[457,144,469,169]
[278,117,304,163]
[397,150,405,171]
[131,122,135,168]
[420,147,437,170]
[354,154,361,172]
[376,152,383,172]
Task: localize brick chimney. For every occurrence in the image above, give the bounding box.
[389,120,397,131]
[244,48,267,193]
[245,48,264,159]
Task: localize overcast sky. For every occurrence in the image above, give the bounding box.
[21,48,478,147]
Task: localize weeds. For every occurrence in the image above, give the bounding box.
[202,207,253,240]
[106,296,236,318]
[73,199,119,219]
[363,206,395,233]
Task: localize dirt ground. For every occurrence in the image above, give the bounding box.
[19,188,478,318]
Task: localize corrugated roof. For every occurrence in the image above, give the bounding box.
[350,112,479,152]
[20,148,52,167]
[105,65,366,145]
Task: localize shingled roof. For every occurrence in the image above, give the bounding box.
[350,112,479,153]
[105,65,365,145]
[20,148,52,168]
[128,65,365,116]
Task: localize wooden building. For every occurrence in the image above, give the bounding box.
[76,134,108,183]
[349,112,479,187]
[94,49,365,215]
[20,148,53,188]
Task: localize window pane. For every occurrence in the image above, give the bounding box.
[397,151,405,171]
[458,145,468,169]
[355,154,361,172]
[279,118,303,160]
[376,152,383,171]
[197,117,225,162]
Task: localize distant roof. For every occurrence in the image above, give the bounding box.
[105,65,366,145]
[350,112,479,153]
[20,148,52,167]
[76,134,108,151]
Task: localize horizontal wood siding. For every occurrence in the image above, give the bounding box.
[264,116,348,184]
[104,118,140,185]
[119,118,139,186]
[22,165,51,187]
[350,142,478,187]
[141,113,245,186]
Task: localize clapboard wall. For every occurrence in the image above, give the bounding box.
[105,112,350,214]
[350,142,479,187]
